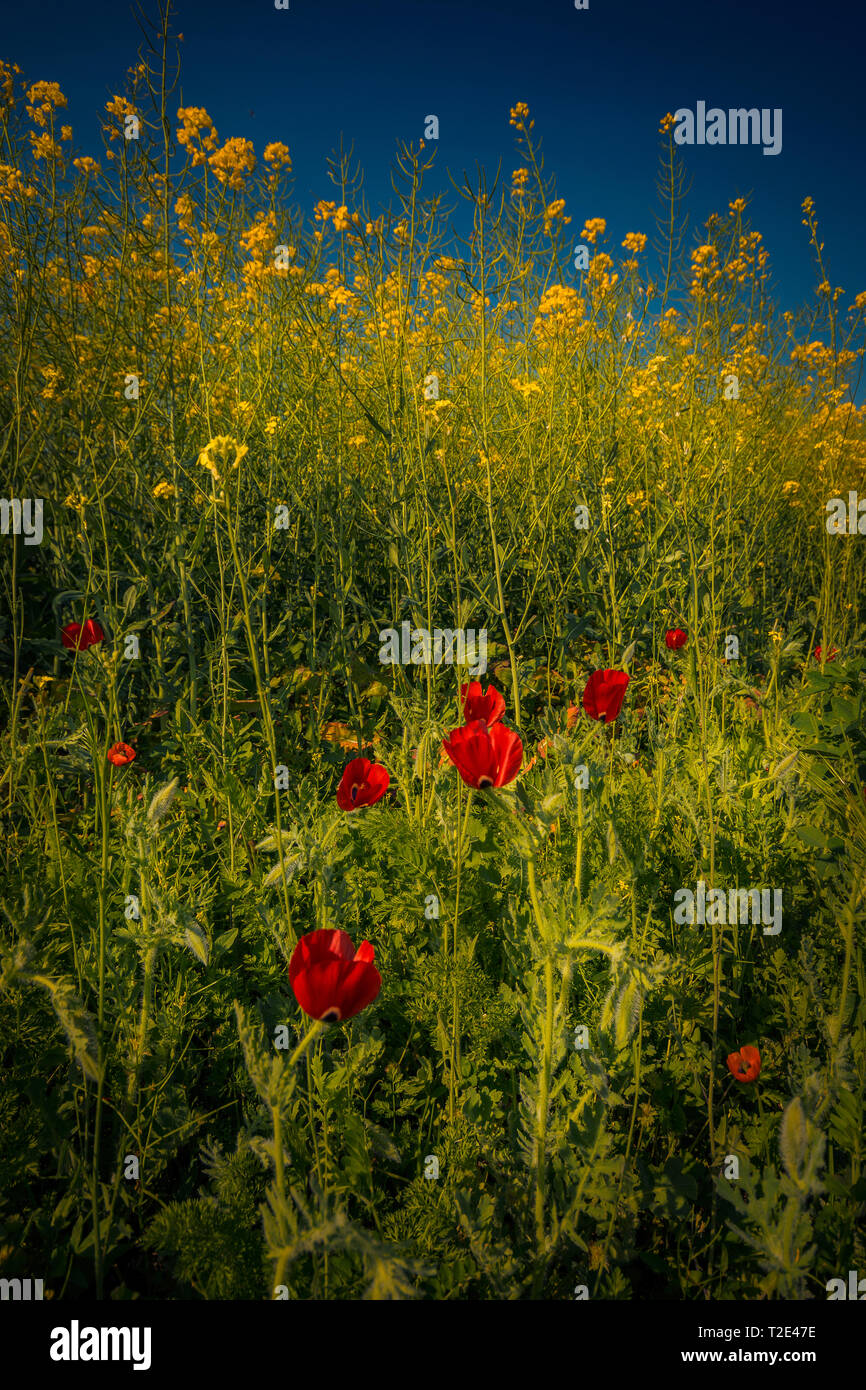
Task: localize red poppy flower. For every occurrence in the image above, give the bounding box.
[726,1044,761,1083]
[442,718,523,789]
[665,629,688,650]
[814,645,839,662]
[107,741,136,766]
[336,757,389,810]
[582,670,630,724]
[289,928,381,1023]
[61,619,104,651]
[460,681,505,726]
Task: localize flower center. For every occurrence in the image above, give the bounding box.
[320,1006,342,1023]
[477,775,494,789]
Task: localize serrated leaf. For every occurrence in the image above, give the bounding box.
[184,922,209,965]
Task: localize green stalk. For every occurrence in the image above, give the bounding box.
[271,1018,326,1295]
[449,787,474,1122]
[526,857,553,1261]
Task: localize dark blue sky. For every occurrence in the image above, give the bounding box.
[5,0,865,316]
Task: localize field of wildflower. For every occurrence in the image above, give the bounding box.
[2,16,866,1304]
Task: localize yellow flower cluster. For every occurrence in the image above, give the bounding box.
[40,365,63,399]
[479,448,503,468]
[543,198,571,234]
[626,356,666,404]
[175,193,196,231]
[209,137,255,189]
[30,132,62,161]
[263,142,292,169]
[690,243,719,298]
[307,266,355,312]
[533,284,585,339]
[314,200,361,232]
[73,156,100,177]
[176,107,219,166]
[622,232,647,254]
[152,480,177,499]
[511,168,530,199]
[509,102,533,131]
[240,211,277,261]
[0,61,20,108]
[197,435,248,480]
[580,218,606,245]
[586,251,618,298]
[510,379,542,397]
[0,164,32,201]
[26,81,67,126]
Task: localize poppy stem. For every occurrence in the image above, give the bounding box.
[574,782,584,900]
[271,1019,326,1296]
[449,788,474,1122]
[526,856,553,1269]
[288,1017,327,1070]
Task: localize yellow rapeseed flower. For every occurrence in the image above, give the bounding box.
[209,137,254,189]
[263,142,292,168]
[580,218,606,244]
[509,102,532,131]
[26,81,67,126]
[198,435,248,480]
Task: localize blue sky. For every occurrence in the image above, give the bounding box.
[5,0,865,317]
